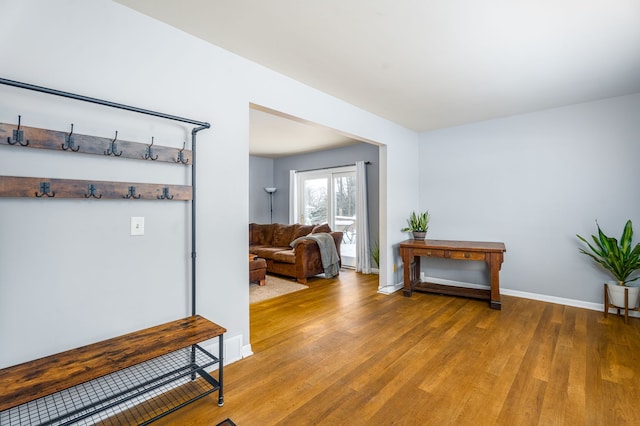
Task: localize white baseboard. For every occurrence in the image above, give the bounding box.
[242,344,254,358]
[503,288,640,318]
[203,334,244,369]
[377,283,403,294]
[385,276,640,318]
[378,277,483,295]
[423,276,489,290]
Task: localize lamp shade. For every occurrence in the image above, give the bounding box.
[264,187,277,193]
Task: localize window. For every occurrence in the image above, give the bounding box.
[295,166,356,267]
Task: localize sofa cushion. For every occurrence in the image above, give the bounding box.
[292,224,314,240]
[272,249,296,264]
[251,247,291,260]
[312,223,332,234]
[272,224,296,247]
[250,223,274,245]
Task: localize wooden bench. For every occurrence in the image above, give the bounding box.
[0,315,226,425]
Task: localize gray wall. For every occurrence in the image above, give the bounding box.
[249,142,380,244]
[276,143,380,244]
[418,93,640,304]
[249,156,274,223]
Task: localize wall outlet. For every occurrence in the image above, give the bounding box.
[130,217,144,236]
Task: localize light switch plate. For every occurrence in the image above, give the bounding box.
[131,217,144,236]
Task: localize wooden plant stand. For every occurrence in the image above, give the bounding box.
[604,283,640,324]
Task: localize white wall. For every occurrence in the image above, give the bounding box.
[0,0,417,368]
[419,94,640,304]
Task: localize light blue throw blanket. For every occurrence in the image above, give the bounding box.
[290,233,340,278]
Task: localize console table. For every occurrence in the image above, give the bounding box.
[399,239,506,310]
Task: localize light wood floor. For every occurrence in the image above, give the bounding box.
[158,270,640,426]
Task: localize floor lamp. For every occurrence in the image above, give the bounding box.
[264,187,277,223]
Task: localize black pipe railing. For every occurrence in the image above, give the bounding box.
[0,77,210,128]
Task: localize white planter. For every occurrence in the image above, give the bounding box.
[606,282,640,309]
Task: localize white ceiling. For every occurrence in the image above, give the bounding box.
[116,0,640,155]
[249,106,362,158]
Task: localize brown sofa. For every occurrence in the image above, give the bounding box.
[249,223,343,283]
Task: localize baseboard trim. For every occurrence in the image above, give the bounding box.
[503,288,640,318]
[423,276,489,290]
[242,344,254,358]
[377,283,403,294]
[501,288,599,310]
[384,277,639,318]
[203,334,244,369]
[378,277,640,318]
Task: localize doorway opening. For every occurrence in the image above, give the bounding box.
[248,103,384,282]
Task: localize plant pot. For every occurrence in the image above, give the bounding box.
[606,282,640,309]
[412,231,427,240]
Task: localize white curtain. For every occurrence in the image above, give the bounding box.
[289,170,298,224]
[355,161,371,273]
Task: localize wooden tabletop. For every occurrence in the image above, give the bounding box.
[0,315,226,411]
[400,239,506,253]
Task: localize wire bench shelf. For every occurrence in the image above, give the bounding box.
[0,345,219,426]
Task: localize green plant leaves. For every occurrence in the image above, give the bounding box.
[577,220,640,284]
[371,238,380,267]
[402,210,430,232]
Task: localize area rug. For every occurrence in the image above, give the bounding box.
[250,275,309,304]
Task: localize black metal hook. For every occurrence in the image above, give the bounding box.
[7,115,29,146]
[158,187,174,200]
[84,183,102,199]
[175,141,189,164]
[144,136,158,160]
[61,123,80,152]
[34,181,55,198]
[123,185,141,199]
[104,131,123,156]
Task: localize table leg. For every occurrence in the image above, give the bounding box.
[488,252,502,310]
[402,252,419,297]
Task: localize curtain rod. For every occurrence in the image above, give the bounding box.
[295,161,370,173]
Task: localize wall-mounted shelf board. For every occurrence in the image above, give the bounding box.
[0,122,192,164]
[0,175,192,200]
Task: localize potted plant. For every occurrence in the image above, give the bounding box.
[402,211,430,240]
[371,238,380,268]
[577,220,640,309]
